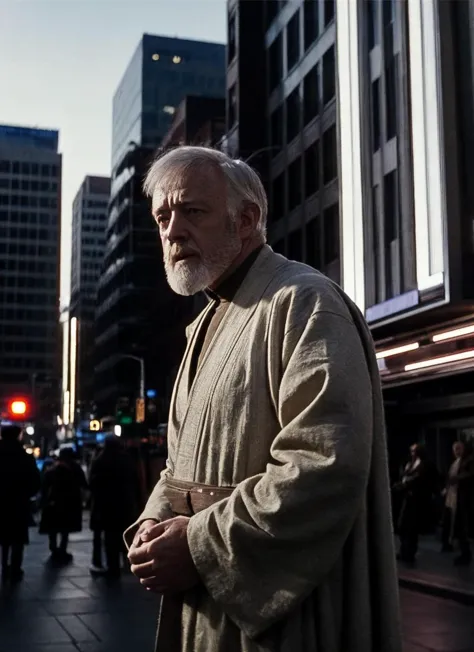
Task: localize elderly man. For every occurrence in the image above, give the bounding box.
[126,146,401,652]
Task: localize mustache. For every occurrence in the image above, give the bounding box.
[166,243,201,263]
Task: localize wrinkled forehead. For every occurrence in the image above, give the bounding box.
[151,161,227,211]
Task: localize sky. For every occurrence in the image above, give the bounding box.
[0,0,227,306]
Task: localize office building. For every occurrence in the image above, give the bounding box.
[95,34,226,421]
[227,0,474,471]
[161,95,226,149]
[65,176,110,424]
[0,124,61,423]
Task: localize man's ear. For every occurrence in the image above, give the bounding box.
[237,202,260,238]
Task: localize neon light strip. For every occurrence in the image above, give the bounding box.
[405,349,474,371]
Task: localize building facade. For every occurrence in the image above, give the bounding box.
[161,95,225,149]
[65,176,110,424]
[0,124,61,424]
[95,35,226,422]
[227,0,474,472]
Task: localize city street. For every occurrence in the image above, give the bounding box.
[0,528,473,652]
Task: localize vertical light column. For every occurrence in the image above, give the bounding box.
[336,0,365,313]
[60,314,70,425]
[407,0,446,291]
[69,317,78,426]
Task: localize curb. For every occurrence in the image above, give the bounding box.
[399,576,474,606]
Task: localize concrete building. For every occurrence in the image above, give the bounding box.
[226,0,474,473]
[95,34,226,421]
[0,124,61,423]
[65,176,110,424]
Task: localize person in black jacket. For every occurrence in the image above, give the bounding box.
[393,443,438,563]
[39,446,87,562]
[89,436,140,577]
[0,425,41,582]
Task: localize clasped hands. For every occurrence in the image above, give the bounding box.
[128,516,200,595]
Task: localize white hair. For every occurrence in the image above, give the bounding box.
[143,146,268,239]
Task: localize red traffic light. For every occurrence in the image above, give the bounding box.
[7,398,29,419]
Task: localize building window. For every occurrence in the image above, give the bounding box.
[271,172,285,221]
[287,10,301,71]
[384,171,398,244]
[305,218,319,268]
[288,158,302,210]
[271,104,284,148]
[286,87,301,143]
[228,84,237,128]
[0,161,10,173]
[372,78,380,152]
[367,0,378,50]
[372,185,381,303]
[228,13,237,63]
[385,55,398,141]
[288,229,303,262]
[304,0,319,51]
[269,34,283,92]
[324,0,335,26]
[322,126,337,184]
[266,0,280,27]
[323,203,339,264]
[323,46,336,105]
[304,63,320,125]
[12,162,20,174]
[305,141,320,197]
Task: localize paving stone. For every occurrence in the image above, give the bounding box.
[57,615,99,643]
[0,616,71,645]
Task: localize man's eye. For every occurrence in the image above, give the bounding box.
[156,215,169,225]
[186,207,203,215]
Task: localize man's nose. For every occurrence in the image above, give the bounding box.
[166,212,188,242]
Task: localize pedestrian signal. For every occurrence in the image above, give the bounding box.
[90,419,100,431]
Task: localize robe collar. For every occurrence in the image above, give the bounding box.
[205,245,265,303]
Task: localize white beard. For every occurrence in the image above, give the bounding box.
[164,222,242,296]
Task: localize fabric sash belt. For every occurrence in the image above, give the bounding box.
[163,477,235,516]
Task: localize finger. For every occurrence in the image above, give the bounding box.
[140,521,168,542]
[140,575,163,588]
[128,544,153,565]
[131,560,155,579]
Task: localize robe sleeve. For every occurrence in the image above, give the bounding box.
[123,461,175,548]
[186,308,373,638]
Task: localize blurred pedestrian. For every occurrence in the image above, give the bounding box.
[39,446,87,563]
[394,443,436,563]
[442,441,474,565]
[89,435,140,578]
[0,425,41,582]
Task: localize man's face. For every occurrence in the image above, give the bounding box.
[152,165,242,296]
[453,442,464,459]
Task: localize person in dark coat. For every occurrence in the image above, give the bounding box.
[442,441,474,565]
[393,443,437,563]
[89,436,140,577]
[0,425,41,582]
[39,446,87,562]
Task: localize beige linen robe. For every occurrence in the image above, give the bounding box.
[126,246,402,652]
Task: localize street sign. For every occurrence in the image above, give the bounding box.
[136,398,145,423]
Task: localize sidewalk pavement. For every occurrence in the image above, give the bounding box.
[398,536,474,605]
[0,527,157,652]
[1,526,473,652]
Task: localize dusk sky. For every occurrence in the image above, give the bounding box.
[0,0,226,305]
